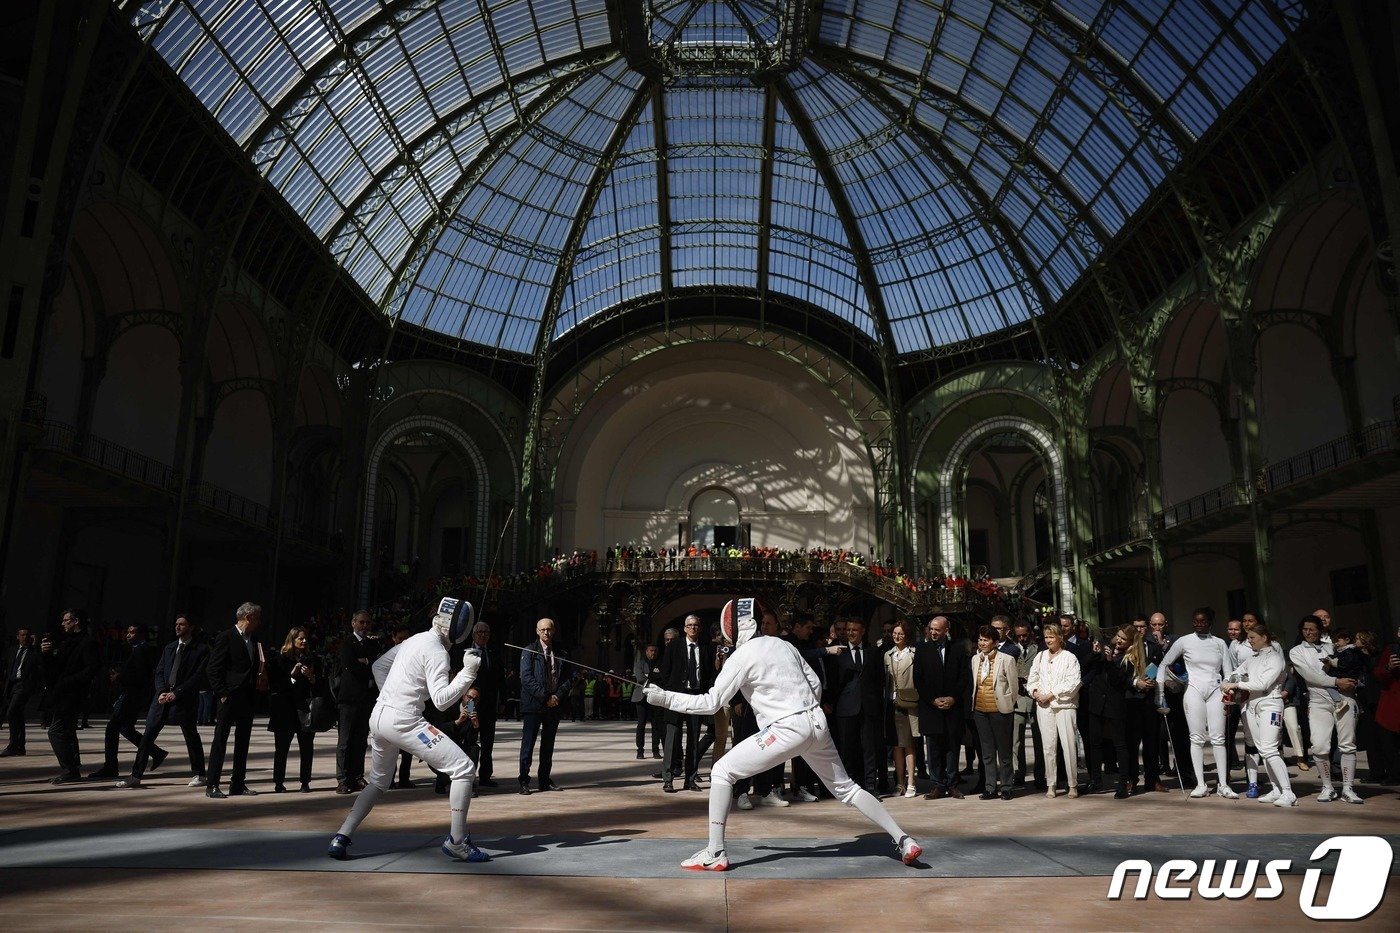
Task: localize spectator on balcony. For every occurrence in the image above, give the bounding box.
[1,628,39,757]
[268,627,317,793]
[40,609,101,784]
[89,624,165,779]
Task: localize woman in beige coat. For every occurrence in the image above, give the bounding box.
[884,621,920,797]
[969,625,1019,799]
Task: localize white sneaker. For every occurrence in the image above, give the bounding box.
[735,794,753,810]
[1316,785,1337,803]
[897,835,923,865]
[1274,792,1298,808]
[757,789,789,807]
[903,784,918,799]
[1339,785,1363,804]
[680,847,729,872]
[1257,788,1281,804]
[1216,784,1239,799]
[441,835,491,863]
[795,787,818,803]
[1190,784,1209,798]
[187,775,205,787]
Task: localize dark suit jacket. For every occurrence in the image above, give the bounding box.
[660,638,714,694]
[996,638,1022,659]
[1079,651,1126,719]
[468,645,503,719]
[2,642,40,698]
[207,627,262,700]
[519,640,574,715]
[913,638,969,736]
[116,642,160,706]
[148,638,209,722]
[337,633,379,706]
[823,643,883,718]
[40,632,101,714]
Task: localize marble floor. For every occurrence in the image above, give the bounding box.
[0,718,1395,930]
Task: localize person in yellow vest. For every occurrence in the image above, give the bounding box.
[970,624,1019,800]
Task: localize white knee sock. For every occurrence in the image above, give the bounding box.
[1264,755,1292,796]
[338,783,384,837]
[1341,752,1356,788]
[849,788,906,843]
[450,779,472,841]
[1190,745,1206,787]
[1246,750,1260,785]
[707,783,732,852]
[1210,743,1230,785]
[1318,759,1333,789]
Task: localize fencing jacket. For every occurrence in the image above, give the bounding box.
[650,635,822,730]
[374,631,475,717]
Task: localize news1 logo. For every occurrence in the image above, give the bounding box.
[1107,835,1393,921]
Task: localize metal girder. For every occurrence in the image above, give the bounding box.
[327,48,615,265]
[378,60,611,329]
[651,83,673,304]
[819,48,1112,248]
[773,76,907,559]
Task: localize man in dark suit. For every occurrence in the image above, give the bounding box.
[464,620,502,787]
[824,618,885,793]
[1,627,39,756]
[1078,638,1129,794]
[518,617,574,794]
[119,614,209,788]
[205,602,267,798]
[335,610,379,794]
[914,615,968,799]
[991,615,1021,659]
[89,624,166,779]
[659,614,713,792]
[1060,614,1091,661]
[40,609,101,783]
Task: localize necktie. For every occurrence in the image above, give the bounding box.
[13,647,23,680]
[688,643,699,689]
[853,646,862,669]
[170,643,185,687]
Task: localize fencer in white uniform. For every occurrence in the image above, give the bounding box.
[328,597,487,862]
[1157,609,1234,798]
[1289,615,1362,803]
[1226,632,1261,794]
[1222,625,1296,807]
[643,597,922,872]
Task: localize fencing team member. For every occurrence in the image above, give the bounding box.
[1289,615,1362,804]
[643,597,922,872]
[1226,624,1261,796]
[1156,607,1234,798]
[328,597,487,862]
[1221,622,1296,807]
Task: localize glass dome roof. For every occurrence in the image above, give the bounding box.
[127,0,1296,356]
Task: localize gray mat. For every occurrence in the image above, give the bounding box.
[1,827,1396,879]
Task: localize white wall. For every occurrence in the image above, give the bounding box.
[555,342,876,553]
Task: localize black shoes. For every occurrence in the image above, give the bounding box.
[86,766,119,780]
[478,778,498,788]
[1114,783,1130,799]
[652,749,662,759]
[979,789,997,800]
[50,772,82,785]
[519,781,532,796]
[636,750,646,760]
[274,784,287,794]
[229,785,257,796]
[206,786,228,799]
[543,781,563,791]
[663,780,677,793]
[999,788,1013,801]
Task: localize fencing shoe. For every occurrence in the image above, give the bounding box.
[681,848,729,872]
[442,835,491,862]
[327,834,351,861]
[898,835,923,865]
[1216,783,1239,799]
[1339,785,1363,805]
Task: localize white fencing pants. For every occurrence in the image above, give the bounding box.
[1283,705,1306,761]
[706,708,907,853]
[1306,696,1358,788]
[1246,698,1292,798]
[1034,706,1079,789]
[338,705,477,841]
[1185,685,1229,789]
[1238,703,1259,784]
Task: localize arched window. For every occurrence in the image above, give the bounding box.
[689,488,740,548]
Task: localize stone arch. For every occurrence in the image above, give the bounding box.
[938,417,1072,610]
[362,415,490,602]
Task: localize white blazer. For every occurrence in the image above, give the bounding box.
[1026,648,1081,711]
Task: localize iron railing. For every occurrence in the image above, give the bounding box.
[1260,420,1398,492]
[190,483,272,527]
[36,420,174,489]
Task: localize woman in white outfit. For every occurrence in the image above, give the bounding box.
[1026,624,1081,799]
[884,621,919,798]
[643,597,922,871]
[1289,616,1362,804]
[1156,606,1235,798]
[1221,622,1296,807]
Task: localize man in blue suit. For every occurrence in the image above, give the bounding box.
[518,617,574,794]
[118,615,209,788]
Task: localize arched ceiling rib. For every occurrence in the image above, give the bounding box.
[129,0,1297,357]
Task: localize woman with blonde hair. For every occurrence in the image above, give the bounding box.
[885,620,919,797]
[1027,624,1082,798]
[1111,624,1163,795]
[267,626,318,793]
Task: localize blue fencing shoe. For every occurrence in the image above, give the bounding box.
[327,834,351,860]
[1246,782,1260,799]
[442,835,491,863]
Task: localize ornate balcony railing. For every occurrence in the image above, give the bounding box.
[1259,419,1398,492]
[36,420,174,489]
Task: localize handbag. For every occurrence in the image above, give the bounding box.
[302,693,337,733]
